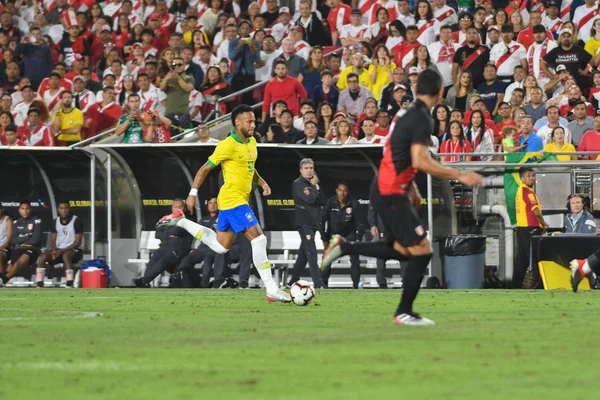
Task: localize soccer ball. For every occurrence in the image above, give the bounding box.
[289,280,315,306]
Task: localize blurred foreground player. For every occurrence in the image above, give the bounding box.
[157,105,291,303]
[0,205,13,286]
[321,70,483,326]
[571,251,600,292]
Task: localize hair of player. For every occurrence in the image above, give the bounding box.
[416,69,442,96]
[231,104,254,125]
[337,181,349,190]
[57,200,70,206]
[520,167,534,177]
[172,197,184,203]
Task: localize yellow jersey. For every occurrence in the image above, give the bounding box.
[515,183,542,228]
[53,107,84,142]
[543,142,575,161]
[336,66,373,91]
[207,132,257,210]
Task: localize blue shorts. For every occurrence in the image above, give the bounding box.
[216,204,259,234]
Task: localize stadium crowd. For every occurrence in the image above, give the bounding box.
[0,0,599,156]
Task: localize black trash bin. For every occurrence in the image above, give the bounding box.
[444,235,486,289]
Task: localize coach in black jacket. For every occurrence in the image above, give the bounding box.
[134,199,192,288]
[319,181,361,288]
[288,158,325,288]
[2,200,43,285]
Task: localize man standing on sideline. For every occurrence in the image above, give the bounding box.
[319,182,361,289]
[321,69,482,325]
[289,159,325,288]
[514,168,548,289]
[36,202,83,287]
[0,205,12,286]
[134,199,192,288]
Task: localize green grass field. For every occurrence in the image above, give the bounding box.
[0,289,597,400]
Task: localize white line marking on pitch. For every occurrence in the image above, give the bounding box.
[0,308,102,321]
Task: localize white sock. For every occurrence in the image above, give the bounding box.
[176,218,228,254]
[36,268,45,283]
[251,235,278,293]
[66,269,74,282]
[582,261,592,274]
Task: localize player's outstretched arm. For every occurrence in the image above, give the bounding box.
[253,170,271,196]
[187,162,215,213]
[410,143,483,188]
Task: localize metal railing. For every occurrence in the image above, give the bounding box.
[69,127,117,148]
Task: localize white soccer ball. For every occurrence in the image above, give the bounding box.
[289,280,315,306]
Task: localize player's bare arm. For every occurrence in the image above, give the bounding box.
[186,161,215,213]
[253,170,271,196]
[410,143,483,187]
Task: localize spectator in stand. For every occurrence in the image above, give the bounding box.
[82,67,102,94]
[504,65,526,101]
[585,19,600,58]
[291,26,311,62]
[353,98,379,137]
[274,38,306,79]
[84,86,121,138]
[357,117,385,144]
[72,76,96,117]
[137,73,166,115]
[544,126,576,161]
[522,86,546,124]
[0,111,13,144]
[257,100,287,138]
[327,53,342,84]
[299,47,326,96]
[256,34,281,84]
[518,114,544,152]
[559,85,596,120]
[396,0,415,29]
[317,101,334,134]
[368,6,390,48]
[439,119,473,162]
[116,93,149,143]
[432,104,450,143]
[368,45,395,101]
[262,60,308,121]
[428,26,459,94]
[229,20,260,105]
[542,28,591,91]
[196,123,220,143]
[477,64,506,117]
[413,0,439,46]
[337,52,372,91]
[577,111,600,159]
[445,70,476,112]
[568,100,595,146]
[118,76,139,109]
[466,109,496,160]
[494,102,515,143]
[140,110,173,143]
[198,65,232,118]
[374,109,391,136]
[13,85,36,127]
[537,105,572,144]
[409,45,441,79]
[337,72,375,125]
[270,7,293,44]
[294,2,326,48]
[160,56,194,133]
[297,120,329,144]
[20,108,54,147]
[14,26,53,90]
[393,25,420,70]
[453,11,475,47]
[490,24,527,84]
[379,66,405,111]
[181,47,204,91]
[327,0,351,46]
[194,45,219,76]
[516,11,552,50]
[573,0,598,43]
[52,91,83,146]
[293,100,316,131]
[2,61,21,94]
[260,0,279,27]
[310,70,339,111]
[385,20,406,56]
[453,26,490,88]
[386,84,407,117]
[328,118,357,144]
[278,109,303,143]
[340,8,372,48]
[3,124,23,146]
[510,86,526,107]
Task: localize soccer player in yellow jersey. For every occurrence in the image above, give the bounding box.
[157,105,291,303]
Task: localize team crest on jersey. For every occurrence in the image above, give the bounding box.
[245,212,253,222]
[69,119,74,124]
[304,187,310,195]
[28,224,33,230]
[346,207,352,214]
[415,225,425,236]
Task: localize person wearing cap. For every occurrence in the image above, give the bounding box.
[576,109,600,158]
[490,24,527,84]
[542,28,591,90]
[339,8,372,48]
[13,85,37,127]
[378,66,404,111]
[516,11,553,50]
[407,66,419,97]
[72,75,97,115]
[527,24,558,90]
[573,0,599,43]
[271,7,294,44]
[295,0,327,47]
[290,26,311,61]
[386,83,407,117]
[147,12,170,51]
[14,26,53,90]
[453,26,490,88]
[542,1,563,38]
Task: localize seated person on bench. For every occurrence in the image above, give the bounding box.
[36,201,84,287]
[134,198,192,287]
[0,205,13,286]
[176,197,219,288]
[1,201,42,286]
[564,194,597,234]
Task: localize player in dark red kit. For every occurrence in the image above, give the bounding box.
[321,69,483,326]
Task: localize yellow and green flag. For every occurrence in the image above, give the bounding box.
[504,152,558,225]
